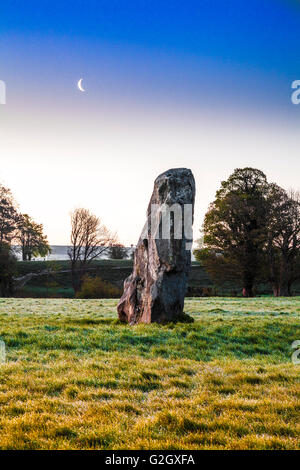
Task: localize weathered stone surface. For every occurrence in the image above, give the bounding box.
[117,168,195,324]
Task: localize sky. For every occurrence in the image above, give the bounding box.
[1,0,300,245]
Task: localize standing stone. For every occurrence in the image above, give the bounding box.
[117,168,195,324]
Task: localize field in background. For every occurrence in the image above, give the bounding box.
[0,297,299,450]
[16,260,134,298]
[15,260,282,298]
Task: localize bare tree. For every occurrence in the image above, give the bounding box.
[68,208,117,292]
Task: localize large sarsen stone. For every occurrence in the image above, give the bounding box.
[117,168,195,324]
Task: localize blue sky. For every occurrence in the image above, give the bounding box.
[1,1,300,244]
[2,1,300,71]
[2,0,300,112]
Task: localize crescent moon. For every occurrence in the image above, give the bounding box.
[77,78,85,92]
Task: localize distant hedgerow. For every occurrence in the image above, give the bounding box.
[76,275,121,299]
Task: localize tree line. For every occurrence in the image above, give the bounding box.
[194,167,300,297]
[2,167,299,298]
[0,184,130,296]
[0,183,50,295]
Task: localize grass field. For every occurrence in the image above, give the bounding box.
[0,297,299,450]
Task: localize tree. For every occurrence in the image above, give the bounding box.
[68,208,118,292]
[17,214,51,261]
[108,244,128,260]
[0,184,18,295]
[0,242,17,296]
[264,186,300,296]
[202,168,269,297]
[193,237,240,290]
[0,184,18,244]
[194,247,242,290]
[0,182,52,296]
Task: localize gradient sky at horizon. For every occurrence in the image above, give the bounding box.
[1,0,300,245]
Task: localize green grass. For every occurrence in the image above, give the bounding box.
[0,297,299,450]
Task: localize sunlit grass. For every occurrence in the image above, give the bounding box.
[0,297,299,449]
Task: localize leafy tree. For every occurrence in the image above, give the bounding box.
[17,214,51,261]
[108,244,128,260]
[194,247,242,290]
[0,183,51,296]
[201,168,269,297]
[264,186,300,296]
[0,184,18,244]
[0,243,17,296]
[0,184,18,295]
